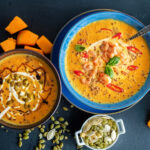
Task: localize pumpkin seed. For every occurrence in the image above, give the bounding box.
[39,133,43,139]
[55,125,60,129]
[23,135,29,140]
[64,121,69,126]
[40,128,45,133]
[54,121,60,125]
[43,132,48,137]
[62,107,68,111]
[60,142,64,148]
[61,124,66,129]
[18,141,22,147]
[39,139,45,144]
[23,132,29,136]
[58,117,64,122]
[35,147,39,150]
[64,136,68,140]
[38,143,42,149]
[41,144,45,149]
[47,129,56,140]
[53,146,57,150]
[51,116,55,121]
[58,129,63,134]
[59,135,64,141]
[50,124,54,129]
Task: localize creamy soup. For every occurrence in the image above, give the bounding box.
[65,19,150,103]
[0,54,58,125]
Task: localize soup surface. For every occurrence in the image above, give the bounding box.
[65,19,150,103]
[0,54,58,125]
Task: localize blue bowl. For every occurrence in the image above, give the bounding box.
[59,11,150,111]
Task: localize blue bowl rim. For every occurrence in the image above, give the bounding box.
[58,10,150,110]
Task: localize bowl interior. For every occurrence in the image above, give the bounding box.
[0,49,61,129]
[80,115,119,150]
[59,11,150,110]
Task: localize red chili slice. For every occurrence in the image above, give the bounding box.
[127,65,138,71]
[74,70,84,76]
[112,32,122,39]
[82,52,89,58]
[100,28,112,32]
[127,46,142,54]
[77,39,86,45]
[107,83,124,93]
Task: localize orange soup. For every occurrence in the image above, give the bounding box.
[65,19,150,104]
[0,54,58,125]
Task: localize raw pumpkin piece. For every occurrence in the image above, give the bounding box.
[36,35,53,54]
[0,38,16,52]
[24,46,44,55]
[5,16,28,34]
[17,30,39,46]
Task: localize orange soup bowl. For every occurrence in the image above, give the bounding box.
[0,49,61,129]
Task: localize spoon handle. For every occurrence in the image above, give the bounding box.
[129,25,150,40]
[0,106,10,119]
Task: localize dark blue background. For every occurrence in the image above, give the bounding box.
[0,0,150,150]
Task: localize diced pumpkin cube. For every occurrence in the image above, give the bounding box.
[17,30,39,46]
[5,16,28,34]
[0,38,16,52]
[24,46,44,55]
[36,35,53,54]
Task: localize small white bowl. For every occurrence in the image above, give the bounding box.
[75,115,126,150]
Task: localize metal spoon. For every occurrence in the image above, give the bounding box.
[128,25,150,40]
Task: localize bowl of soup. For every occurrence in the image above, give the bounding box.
[0,49,61,129]
[59,10,150,111]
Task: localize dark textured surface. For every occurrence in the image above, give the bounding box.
[0,0,150,150]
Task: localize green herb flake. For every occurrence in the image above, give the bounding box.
[75,45,85,52]
[104,66,114,78]
[107,56,120,66]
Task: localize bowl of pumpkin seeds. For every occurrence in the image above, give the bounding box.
[75,115,126,150]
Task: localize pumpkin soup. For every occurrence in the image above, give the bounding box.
[0,54,58,125]
[65,19,150,103]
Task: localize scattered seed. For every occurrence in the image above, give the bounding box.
[50,124,54,129]
[64,136,68,140]
[35,147,39,150]
[53,146,57,150]
[47,129,56,140]
[62,107,68,111]
[40,128,45,133]
[51,116,55,121]
[39,139,45,144]
[54,121,60,125]
[59,135,64,141]
[60,142,64,148]
[23,135,29,140]
[19,133,22,138]
[18,141,22,147]
[43,132,48,138]
[39,133,43,139]
[41,144,45,149]
[64,121,69,126]
[55,125,60,129]
[58,117,64,122]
